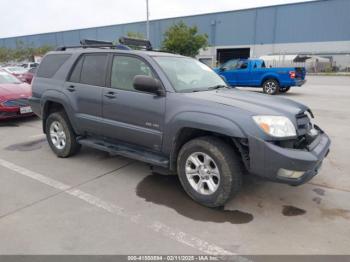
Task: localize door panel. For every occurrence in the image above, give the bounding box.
[63,53,108,135]
[236,61,250,86]
[63,81,103,134]
[101,55,165,151]
[102,89,165,150]
[219,59,239,86]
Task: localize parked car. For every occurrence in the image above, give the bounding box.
[16,67,36,84]
[20,62,39,70]
[0,71,33,119]
[30,41,330,207]
[1,66,28,81]
[214,59,306,95]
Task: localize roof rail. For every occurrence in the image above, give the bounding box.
[80,39,114,46]
[55,37,152,51]
[119,37,153,51]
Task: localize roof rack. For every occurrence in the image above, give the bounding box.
[55,37,152,51]
[80,39,113,46]
[56,39,122,51]
[119,37,153,51]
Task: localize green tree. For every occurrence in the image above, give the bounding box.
[126,31,145,39]
[0,47,13,63]
[0,43,53,63]
[34,45,53,56]
[162,21,208,57]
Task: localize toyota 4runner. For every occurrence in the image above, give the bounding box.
[29,39,331,207]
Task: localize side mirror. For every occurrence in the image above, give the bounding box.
[220,66,228,71]
[133,75,164,96]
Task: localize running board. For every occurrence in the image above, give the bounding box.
[77,138,169,168]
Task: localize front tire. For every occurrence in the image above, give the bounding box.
[177,136,242,207]
[45,111,81,158]
[263,79,280,95]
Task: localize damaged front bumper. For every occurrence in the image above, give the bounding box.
[247,127,331,186]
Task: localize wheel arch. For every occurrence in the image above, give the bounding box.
[261,75,280,86]
[41,93,77,134]
[168,125,246,172]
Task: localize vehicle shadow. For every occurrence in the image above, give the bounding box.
[238,88,304,97]
[240,89,305,97]
[0,115,38,127]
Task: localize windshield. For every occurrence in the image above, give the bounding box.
[0,71,22,84]
[154,56,226,92]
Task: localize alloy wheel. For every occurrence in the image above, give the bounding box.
[185,152,220,195]
[49,121,66,150]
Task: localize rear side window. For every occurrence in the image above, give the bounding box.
[80,54,108,86]
[36,54,71,78]
[68,56,84,83]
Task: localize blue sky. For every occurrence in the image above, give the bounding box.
[0,0,315,38]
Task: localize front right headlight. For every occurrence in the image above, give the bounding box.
[253,115,297,138]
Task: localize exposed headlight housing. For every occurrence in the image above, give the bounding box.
[253,115,297,137]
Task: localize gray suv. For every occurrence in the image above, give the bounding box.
[30,41,330,207]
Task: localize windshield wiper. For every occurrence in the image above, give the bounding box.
[207,85,228,90]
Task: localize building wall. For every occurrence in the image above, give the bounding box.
[0,0,349,48]
[198,40,350,67]
[0,0,349,68]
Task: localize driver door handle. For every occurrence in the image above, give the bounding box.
[67,85,76,92]
[104,91,117,99]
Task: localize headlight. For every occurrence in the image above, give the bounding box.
[253,115,296,137]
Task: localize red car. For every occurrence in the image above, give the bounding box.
[16,68,36,84]
[1,66,27,79]
[0,71,33,120]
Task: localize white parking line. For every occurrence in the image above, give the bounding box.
[0,158,242,257]
[29,134,45,138]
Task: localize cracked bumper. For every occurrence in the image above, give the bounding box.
[248,130,331,186]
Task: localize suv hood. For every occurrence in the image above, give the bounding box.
[186,88,309,117]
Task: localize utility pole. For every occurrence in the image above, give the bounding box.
[146,0,150,40]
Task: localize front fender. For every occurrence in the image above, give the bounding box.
[163,111,246,164]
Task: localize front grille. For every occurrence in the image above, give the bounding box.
[296,112,311,136]
[2,98,29,107]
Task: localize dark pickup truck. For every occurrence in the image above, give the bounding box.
[214,59,306,95]
[29,39,330,207]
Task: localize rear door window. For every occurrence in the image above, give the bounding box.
[68,56,84,83]
[78,54,108,86]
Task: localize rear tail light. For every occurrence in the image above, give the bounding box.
[289,71,296,79]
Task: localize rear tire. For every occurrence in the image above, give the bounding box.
[45,111,81,158]
[177,136,242,207]
[263,79,280,95]
[280,86,291,93]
